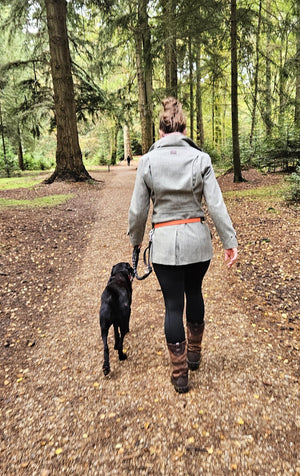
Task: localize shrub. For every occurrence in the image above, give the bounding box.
[0,146,17,177]
[131,138,142,156]
[285,166,300,203]
[23,153,54,170]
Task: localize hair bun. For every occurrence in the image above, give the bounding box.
[162,97,178,111]
[159,97,186,134]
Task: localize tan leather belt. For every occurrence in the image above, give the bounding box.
[154,217,203,228]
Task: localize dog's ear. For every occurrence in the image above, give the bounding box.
[111,264,117,276]
[125,262,134,276]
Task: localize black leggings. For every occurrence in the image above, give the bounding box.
[153,261,210,344]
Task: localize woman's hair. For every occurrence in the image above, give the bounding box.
[159,97,186,134]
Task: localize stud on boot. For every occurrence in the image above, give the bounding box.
[167,340,189,393]
[187,322,204,371]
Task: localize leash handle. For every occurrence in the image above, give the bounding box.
[132,244,152,281]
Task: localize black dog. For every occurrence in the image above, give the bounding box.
[99,262,134,376]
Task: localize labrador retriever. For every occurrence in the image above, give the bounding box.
[99,262,134,376]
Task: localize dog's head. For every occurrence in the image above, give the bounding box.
[111,262,135,282]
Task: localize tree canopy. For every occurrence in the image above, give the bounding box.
[0,0,299,181]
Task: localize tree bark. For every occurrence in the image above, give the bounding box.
[264,0,272,136]
[295,0,300,128]
[111,122,119,166]
[0,99,7,167]
[44,0,92,182]
[249,0,262,150]
[196,45,204,148]
[123,124,132,161]
[188,36,194,140]
[16,124,24,171]
[134,0,153,154]
[231,0,243,182]
[163,0,177,97]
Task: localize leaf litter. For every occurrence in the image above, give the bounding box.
[0,164,299,475]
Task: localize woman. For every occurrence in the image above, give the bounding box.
[128,98,238,393]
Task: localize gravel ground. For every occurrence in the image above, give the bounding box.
[0,162,299,475]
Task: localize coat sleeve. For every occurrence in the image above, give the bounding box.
[127,156,151,246]
[201,154,238,249]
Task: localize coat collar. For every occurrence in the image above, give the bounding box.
[149,134,202,152]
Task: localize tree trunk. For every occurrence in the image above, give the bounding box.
[295,0,300,128]
[0,99,7,166]
[17,125,24,171]
[123,124,132,162]
[134,0,153,154]
[264,0,272,136]
[278,35,287,125]
[111,123,119,166]
[212,78,215,144]
[142,0,153,148]
[196,45,204,148]
[215,93,222,149]
[44,0,92,182]
[231,0,244,182]
[188,36,194,140]
[249,0,262,150]
[163,0,177,97]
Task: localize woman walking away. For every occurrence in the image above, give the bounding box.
[128,97,238,394]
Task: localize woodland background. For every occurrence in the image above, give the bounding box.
[0,2,299,473]
[0,0,300,188]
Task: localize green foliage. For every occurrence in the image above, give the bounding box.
[131,138,142,156]
[1,0,300,177]
[203,141,233,170]
[285,166,300,203]
[23,152,54,171]
[116,129,124,161]
[0,145,17,177]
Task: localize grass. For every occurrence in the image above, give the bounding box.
[0,174,47,190]
[223,183,289,200]
[0,164,112,190]
[0,194,74,209]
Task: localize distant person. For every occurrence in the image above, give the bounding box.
[127,155,131,166]
[128,97,238,393]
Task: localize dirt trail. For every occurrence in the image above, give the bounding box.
[1,162,299,476]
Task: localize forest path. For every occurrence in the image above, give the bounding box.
[1,161,299,476]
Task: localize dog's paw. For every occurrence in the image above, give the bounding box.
[119,352,127,361]
[103,366,110,376]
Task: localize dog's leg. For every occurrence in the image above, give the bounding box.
[113,324,127,361]
[113,324,121,350]
[118,327,128,361]
[101,328,110,376]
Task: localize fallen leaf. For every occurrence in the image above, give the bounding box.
[172,448,184,460]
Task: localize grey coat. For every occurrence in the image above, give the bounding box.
[128,134,237,265]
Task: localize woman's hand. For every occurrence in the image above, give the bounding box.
[224,248,238,268]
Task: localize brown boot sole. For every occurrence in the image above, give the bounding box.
[188,360,200,371]
[171,376,189,393]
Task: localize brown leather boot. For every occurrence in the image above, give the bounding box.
[167,341,189,393]
[187,322,204,370]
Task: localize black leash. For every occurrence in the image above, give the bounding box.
[132,240,153,281]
